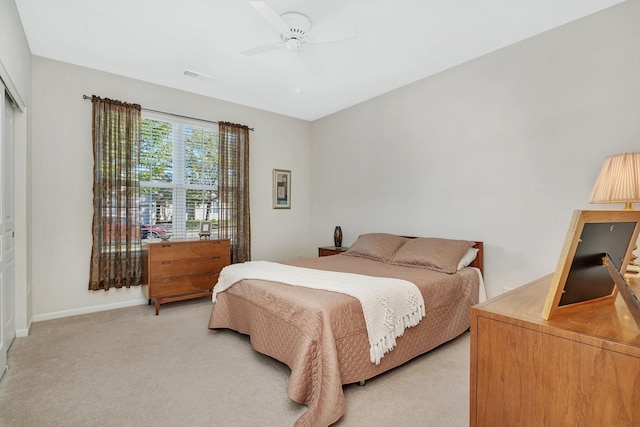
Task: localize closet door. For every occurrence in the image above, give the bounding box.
[0,86,16,379]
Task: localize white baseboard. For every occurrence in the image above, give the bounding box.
[16,328,30,338]
[32,298,148,323]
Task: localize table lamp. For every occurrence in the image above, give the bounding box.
[589,151,640,272]
[589,151,640,210]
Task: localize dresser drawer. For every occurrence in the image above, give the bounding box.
[149,255,229,279]
[148,240,229,261]
[148,273,219,298]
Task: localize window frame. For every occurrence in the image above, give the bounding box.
[139,111,219,240]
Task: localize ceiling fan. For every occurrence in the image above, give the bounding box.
[242,1,357,73]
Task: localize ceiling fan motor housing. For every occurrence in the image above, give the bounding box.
[280,12,313,48]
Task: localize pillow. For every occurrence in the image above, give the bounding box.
[457,246,479,270]
[389,238,474,274]
[343,233,409,262]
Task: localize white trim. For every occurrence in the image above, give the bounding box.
[0,58,26,111]
[16,328,29,338]
[32,298,148,323]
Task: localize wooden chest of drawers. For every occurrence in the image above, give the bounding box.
[142,238,230,315]
[470,274,640,426]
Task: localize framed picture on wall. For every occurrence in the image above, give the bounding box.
[273,169,291,209]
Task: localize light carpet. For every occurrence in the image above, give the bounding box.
[0,298,470,427]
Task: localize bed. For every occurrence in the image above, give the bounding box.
[208,233,484,426]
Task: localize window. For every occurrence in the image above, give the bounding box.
[139,113,219,240]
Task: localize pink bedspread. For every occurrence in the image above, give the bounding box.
[208,255,480,426]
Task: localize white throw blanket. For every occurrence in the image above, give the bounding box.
[212,261,426,365]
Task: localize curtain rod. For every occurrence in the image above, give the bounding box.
[82,95,254,131]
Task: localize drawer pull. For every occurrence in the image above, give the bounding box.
[212,256,221,260]
[161,261,171,265]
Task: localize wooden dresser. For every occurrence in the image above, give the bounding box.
[142,238,230,315]
[470,274,640,426]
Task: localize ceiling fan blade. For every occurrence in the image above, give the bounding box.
[298,51,324,74]
[241,42,283,56]
[250,1,288,33]
[311,23,357,44]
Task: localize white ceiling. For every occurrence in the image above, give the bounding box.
[15,0,625,121]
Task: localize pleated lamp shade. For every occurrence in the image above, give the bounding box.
[589,152,640,210]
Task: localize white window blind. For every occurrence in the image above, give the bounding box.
[139,112,219,240]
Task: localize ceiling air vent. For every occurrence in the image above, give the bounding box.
[183,69,215,81]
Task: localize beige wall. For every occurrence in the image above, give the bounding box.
[1,0,31,335]
[0,1,30,103]
[310,0,640,298]
[30,58,312,319]
[15,0,640,320]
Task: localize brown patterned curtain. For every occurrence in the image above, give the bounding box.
[89,96,142,290]
[218,121,251,263]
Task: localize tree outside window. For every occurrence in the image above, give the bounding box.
[139,115,218,239]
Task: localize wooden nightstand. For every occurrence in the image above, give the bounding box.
[318,246,349,257]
